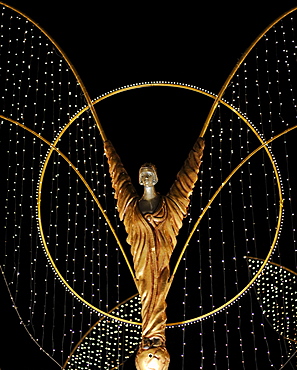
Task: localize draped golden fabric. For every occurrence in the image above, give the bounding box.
[104,138,204,343]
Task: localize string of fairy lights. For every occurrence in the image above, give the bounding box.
[1,2,297,369]
[64,295,141,370]
[221,11,297,368]
[247,258,297,344]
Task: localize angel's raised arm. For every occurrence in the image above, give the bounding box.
[104,140,138,220]
[167,137,205,218]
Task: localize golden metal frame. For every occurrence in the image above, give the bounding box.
[199,6,297,138]
[3,87,296,326]
[0,114,139,324]
[0,1,106,140]
[1,2,297,327]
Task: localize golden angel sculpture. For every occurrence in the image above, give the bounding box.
[104,138,204,369]
[1,3,297,370]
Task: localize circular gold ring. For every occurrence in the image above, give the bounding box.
[37,81,284,326]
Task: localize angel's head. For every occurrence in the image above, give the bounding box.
[139,163,158,187]
[135,346,170,370]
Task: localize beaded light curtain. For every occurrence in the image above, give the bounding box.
[0,3,296,369]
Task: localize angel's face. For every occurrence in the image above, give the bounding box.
[139,166,158,187]
[135,347,170,370]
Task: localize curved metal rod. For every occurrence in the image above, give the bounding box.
[0,82,217,326]
[168,124,297,326]
[43,82,217,281]
[0,1,107,142]
[0,115,138,325]
[199,6,297,138]
[54,83,292,325]
[171,100,283,280]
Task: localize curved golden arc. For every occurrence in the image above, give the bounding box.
[62,293,140,369]
[0,1,106,141]
[2,79,294,326]
[89,85,286,293]
[170,125,297,326]
[1,0,295,352]
[65,85,289,326]
[171,100,283,279]
[24,2,295,326]
[38,82,217,288]
[199,6,297,138]
[2,83,215,327]
[0,115,137,325]
[36,82,216,326]
[0,82,295,327]
[170,7,297,323]
[4,80,217,326]
[49,82,218,149]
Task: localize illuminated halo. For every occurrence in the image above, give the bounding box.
[36,81,285,326]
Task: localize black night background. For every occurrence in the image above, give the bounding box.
[1,1,297,369]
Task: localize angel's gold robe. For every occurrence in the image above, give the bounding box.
[104,138,204,345]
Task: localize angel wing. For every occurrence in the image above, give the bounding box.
[0,3,139,368]
[1,2,297,370]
